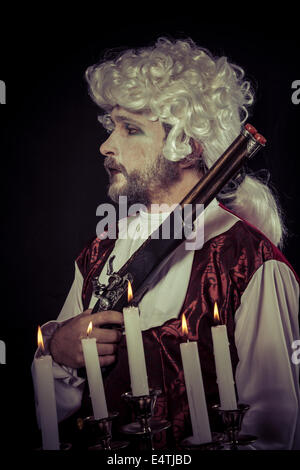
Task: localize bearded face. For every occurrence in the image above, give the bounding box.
[100,107,181,207]
[104,153,181,206]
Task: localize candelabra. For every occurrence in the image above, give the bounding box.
[78,411,129,451]
[213,404,257,450]
[75,400,257,451]
[180,403,257,451]
[120,388,171,451]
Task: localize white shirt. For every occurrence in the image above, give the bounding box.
[32,200,300,449]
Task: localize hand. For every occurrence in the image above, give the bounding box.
[49,309,123,368]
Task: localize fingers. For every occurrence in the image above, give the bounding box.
[75,343,118,368]
[92,327,122,343]
[49,309,122,369]
[97,343,118,367]
[76,310,123,344]
[99,355,117,367]
[96,342,117,356]
[92,310,124,328]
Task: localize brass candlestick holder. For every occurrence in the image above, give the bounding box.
[212,403,257,450]
[120,388,171,451]
[80,411,129,451]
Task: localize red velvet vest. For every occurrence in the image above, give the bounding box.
[76,214,291,448]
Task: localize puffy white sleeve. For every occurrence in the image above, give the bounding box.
[234,260,300,450]
[31,261,86,424]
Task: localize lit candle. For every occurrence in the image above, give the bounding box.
[123,281,149,396]
[81,321,108,419]
[180,314,212,444]
[211,302,237,410]
[34,326,60,450]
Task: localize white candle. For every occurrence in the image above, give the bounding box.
[34,326,60,450]
[123,305,149,396]
[81,322,108,419]
[211,303,237,410]
[180,314,212,444]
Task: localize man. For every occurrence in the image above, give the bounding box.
[32,37,300,450]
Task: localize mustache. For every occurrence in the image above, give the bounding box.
[104,157,127,175]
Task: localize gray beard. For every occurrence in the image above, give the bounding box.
[107,155,181,207]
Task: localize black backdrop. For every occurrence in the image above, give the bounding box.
[0,12,299,458]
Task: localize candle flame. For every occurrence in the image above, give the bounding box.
[181,314,188,337]
[37,326,44,351]
[214,302,220,324]
[87,321,93,336]
[128,280,133,303]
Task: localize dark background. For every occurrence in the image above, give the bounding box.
[0,11,299,456]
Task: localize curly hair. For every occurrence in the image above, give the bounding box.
[85,37,285,246]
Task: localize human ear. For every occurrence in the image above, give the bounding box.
[179,139,203,169]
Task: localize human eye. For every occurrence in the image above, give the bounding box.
[124,123,143,136]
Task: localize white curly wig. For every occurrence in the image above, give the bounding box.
[85,37,285,246]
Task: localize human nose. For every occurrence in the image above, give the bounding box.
[99,133,118,157]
